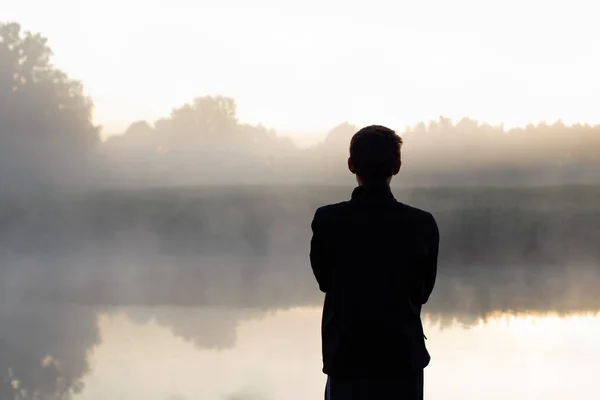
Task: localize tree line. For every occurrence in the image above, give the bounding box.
[2,21,600,193]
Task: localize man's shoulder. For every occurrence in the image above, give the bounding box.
[311,202,349,231]
[397,201,435,221]
[397,202,439,237]
[314,201,351,218]
[314,201,434,218]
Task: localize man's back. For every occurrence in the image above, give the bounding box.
[310,124,439,400]
[310,183,439,378]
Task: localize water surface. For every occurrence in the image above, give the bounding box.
[76,307,600,400]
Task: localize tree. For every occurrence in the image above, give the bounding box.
[157,96,238,146]
[0,20,102,398]
[103,95,301,185]
[0,22,99,192]
[321,122,357,148]
[105,120,157,152]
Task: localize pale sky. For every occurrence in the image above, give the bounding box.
[4,0,600,140]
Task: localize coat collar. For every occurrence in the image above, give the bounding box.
[350,183,396,203]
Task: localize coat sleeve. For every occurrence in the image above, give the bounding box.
[310,208,332,293]
[421,212,439,304]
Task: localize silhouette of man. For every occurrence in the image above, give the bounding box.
[310,125,439,400]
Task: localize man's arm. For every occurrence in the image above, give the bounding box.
[310,208,332,293]
[421,212,439,304]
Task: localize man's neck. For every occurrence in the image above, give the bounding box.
[351,183,396,203]
[356,177,392,187]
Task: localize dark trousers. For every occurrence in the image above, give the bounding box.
[325,370,424,400]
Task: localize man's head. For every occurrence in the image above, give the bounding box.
[348,125,402,185]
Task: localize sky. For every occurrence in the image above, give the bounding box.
[4,0,600,141]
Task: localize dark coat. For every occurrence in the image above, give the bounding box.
[310,184,439,378]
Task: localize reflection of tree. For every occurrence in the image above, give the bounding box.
[225,389,271,400]
[125,306,266,349]
[0,304,100,400]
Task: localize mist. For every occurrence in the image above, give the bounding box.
[2,21,600,399]
[96,112,600,189]
[2,185,599,398]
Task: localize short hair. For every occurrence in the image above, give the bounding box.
[349,125,402,182]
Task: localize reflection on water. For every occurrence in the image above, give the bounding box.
[3,188,600,398]
[76,307,600,400]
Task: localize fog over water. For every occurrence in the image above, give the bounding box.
[2,186,599,399]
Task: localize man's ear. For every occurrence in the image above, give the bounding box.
[348,157,356,174]
[392,159,401,176]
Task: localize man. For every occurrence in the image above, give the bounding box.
[310,125,439,400]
